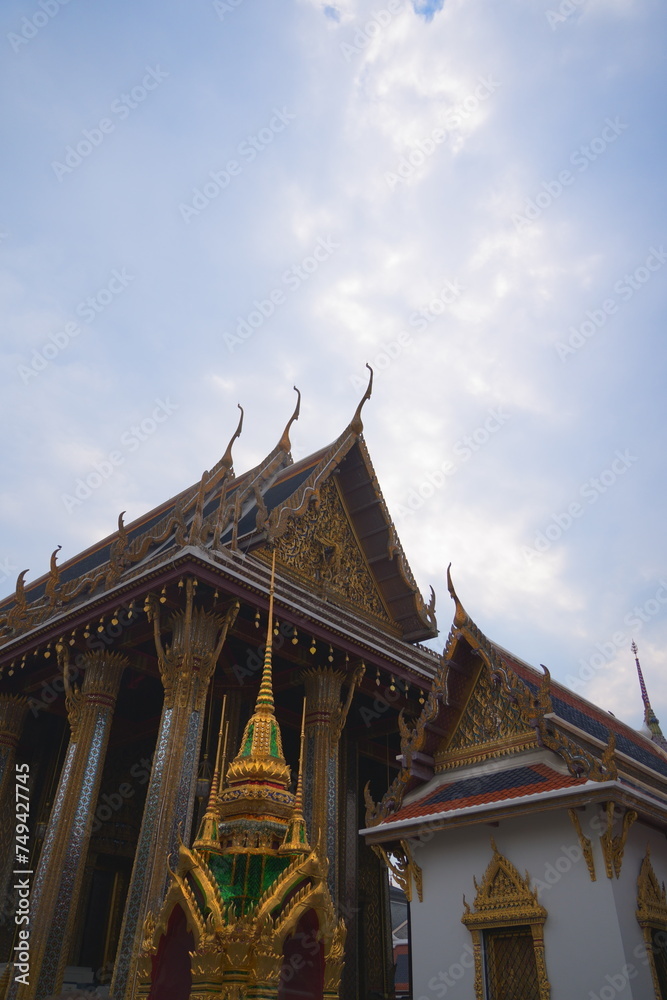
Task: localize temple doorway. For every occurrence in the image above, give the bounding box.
[278,908,325,999]
[147,905,193,1000]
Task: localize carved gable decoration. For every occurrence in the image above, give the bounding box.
[446,661,534,754]
[636,849,667,1000]
[270,477,391,623]
[637,849,667,929]
[463,841,546,927]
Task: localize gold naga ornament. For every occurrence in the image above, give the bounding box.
[137,551,346,1000]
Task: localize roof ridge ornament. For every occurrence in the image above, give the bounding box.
[220,403,244,472]
[45,545,62,606]
[117,510,127,542]
[349,363,373,436]
[446,563,468,629]
[277,386,301,455]
[0,568,29,634]
[632,641,667,747]
[190,405,246,546]
[16,568,28,599]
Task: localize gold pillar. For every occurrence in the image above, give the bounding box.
[8,651,126,1000]
[340,729,360,998]
[302,668,344,900]
[111,583,238,1000]
[359,841,395,1000]
[0,697,29,958]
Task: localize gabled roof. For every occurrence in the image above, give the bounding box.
[0,372,437,650]
[361,569,667,838]
[375,760,588,827]
[435,570,667,786]
[497,647,667,781]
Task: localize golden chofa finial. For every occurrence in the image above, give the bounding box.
[277,386,301,454]
[349,363,373,435]
[446,563,468,629]
[45,546,62,605]
[220,404,244,471]
[15,569,29,605]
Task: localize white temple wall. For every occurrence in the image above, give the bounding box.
[408,803,664,1000]
[607,817,667,999]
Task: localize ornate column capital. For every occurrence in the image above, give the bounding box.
[0,695,29,750]
[147,580,239,710]
[302,663,364,752]
[302,667,345,716]
[59,647,128,742]
[82,650,128,699]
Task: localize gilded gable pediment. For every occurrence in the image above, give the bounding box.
[265,477,393,625]
[447,663,534,751]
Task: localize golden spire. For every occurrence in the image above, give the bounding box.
[632,642,667,746]
[194,695,228,852]
[256,549,278,711]
[222,549,292,790]
[280,697,310,853]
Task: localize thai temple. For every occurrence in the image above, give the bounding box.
[0,370,666,1000]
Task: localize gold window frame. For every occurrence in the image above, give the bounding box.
[637,848,667,999]
[461,840,550,1000]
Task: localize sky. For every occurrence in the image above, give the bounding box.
[1,0,666,732]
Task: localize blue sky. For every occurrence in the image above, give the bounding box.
[1,0,666,732]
